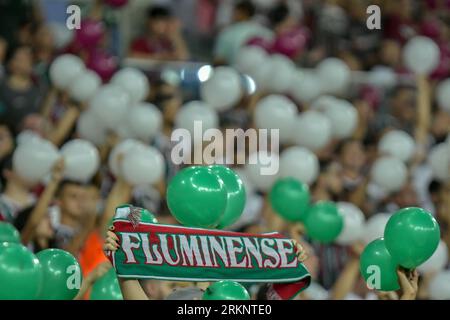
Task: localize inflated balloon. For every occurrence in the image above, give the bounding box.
[86,49,118,82]
[269,178,310,222]
[200,67,243,111]
[77,111,107,146]
[12,139,60,183]
[16,130,42,146]
[265,54,296,93]
[48,22,74,49]
[0,242,43,299]
[49,54,85,89]
[126,103,162,142]
[362,213,391,244]
[292,110,332,150]
[436,78,450,113]
[378,130,415,162]
[244,150,279,192]
[175,101,219,138]
[336,202,365,245]
[418,240,448,274]
[322,99,358,139]
[384,207,440,268]
[317,57,351,94]
[403,36,440,75]
[428,271,450,300]
[429,143,450,182]
[108,139,143,177]
[279,147,319,186]
[360,238,400,291]
[271,27,308,59]
[0,222,20,243]
[104,0,128,8]
[368,65,397,88]
[371,156,407,193]
[69,69,101,102]
[254,94,297,143]
[90,268,123,300]
[304,201,343,243]
[167,166,227,228]
[61,139,100,182]
[75,19,105,49]
[122,145,165,186]
[89,84,130,129]
[208,165,246,229]
[202,281,250,300]
[289,70,322,104]
[111,67,150,105]
[234,46,268,75]
[37,249,82,300]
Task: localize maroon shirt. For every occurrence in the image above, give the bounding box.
[130,36,174,56]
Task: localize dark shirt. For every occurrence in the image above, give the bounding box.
[0,79,41,133]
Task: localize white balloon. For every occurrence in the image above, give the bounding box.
[336,202,365,245]
[234,168,255,197]
[48,22,74,49]
[279,146,319,185]
[322,99,358,139]
[289,70,322,103]
[403,36,440,75]
[200,67,243,111]
[254,95,298,144]
[16,130,42,146]
[436,78,450,113]
[109,139,144,177]
[310,95,339,111]
[89,84,130,129]
[234,46,268,75]
[368,66,397,88]
[428,271,450,300]
[122,145,165,186]
[303,282,329,300]
[127,103,162,142]
[49,54,85,89]
[418,240,449,274]
[251,0,277,9]
[69,69,101,102]
[265,54,296,93]
[292,110,332,150]
[60,139,100,182]
[12,139,60,183]
[76,111,107,146]
[362,213,391,244]
[429,143,450,182]
[248,62,272,92]
[245,150,279,191]
[371,156,408,193]
[175,101,219,138]
[111,67,150,104]
[378,130,415,162]
[317,58,351,94]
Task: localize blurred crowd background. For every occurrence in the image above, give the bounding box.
[0,0,450,300]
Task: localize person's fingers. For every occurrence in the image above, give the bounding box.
[397,269,410,287]
[106,238,119,248]
[107,230,119,242]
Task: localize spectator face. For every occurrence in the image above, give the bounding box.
[380,40,401,67]
[58,184,87,219]
[8,46,33,77]
[81,185,100,216]
[391,88,416,123]
[0,125,13,159]
[340,140,366,172]
[33,25,54,49]
[393,182,418,208]
[148,18,170,37]
[20,114,47,137]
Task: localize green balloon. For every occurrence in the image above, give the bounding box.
[0,242,43,299]
[269,178,310,222]
[202,281,250,300]
[384,207,440,268]
[90,268,123,300]
[360,238,400,291]
[304,201,343,243]
[208,165,246,229]
[36,249,82,300]
[167,166,228,228]
[0,222,21,243]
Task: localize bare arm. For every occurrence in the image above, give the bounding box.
[73,262,112,300]
[47,105,80,146]
[21,159,64,244]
